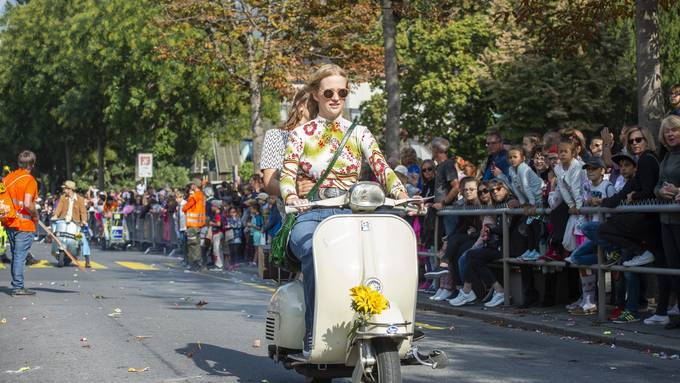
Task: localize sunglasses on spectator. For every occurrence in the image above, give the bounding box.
[422,167,434,172]
[628,137,645,145]
[321,88,349,99]
[478,189,490,194]
[492,186,504,192]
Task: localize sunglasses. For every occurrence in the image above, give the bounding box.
[628,137,645,145]
[321,88,349,99]
[492,186,504,192]
[422,167,434,172]
[478,189,490,194]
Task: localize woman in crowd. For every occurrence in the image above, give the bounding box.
[598,126,661,323]
[654,115,680,329]
[477,181,492,206]
[280,64,408,355]
[449,178,519,308]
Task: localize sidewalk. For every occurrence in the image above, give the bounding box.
[418,292,680,357]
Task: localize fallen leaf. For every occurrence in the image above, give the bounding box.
[135,336,152,341]
[114,308,122,313]
[127,367,149,373]
[603,330,612,335]
[196,300,208,308]
[93,295,105,299]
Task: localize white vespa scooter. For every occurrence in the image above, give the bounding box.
[266,182,447,382]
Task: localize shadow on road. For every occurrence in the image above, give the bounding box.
[176,343,272,378]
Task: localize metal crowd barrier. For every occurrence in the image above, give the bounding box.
[124,211,182,256]
[436,201,680,321]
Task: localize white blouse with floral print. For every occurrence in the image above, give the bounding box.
[280,116,406,202]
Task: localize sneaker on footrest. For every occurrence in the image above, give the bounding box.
[424,266,449,279]
[604,250,621,265]
[643,314,670,326]
[622,251,655,267]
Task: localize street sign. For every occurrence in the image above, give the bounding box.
[137,153,153,178]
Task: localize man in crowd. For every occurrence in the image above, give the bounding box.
[51,180,91,268]
[431,137,459,237]
[4,150,39,296]
[182,180,207,270]
[480,131,510,181]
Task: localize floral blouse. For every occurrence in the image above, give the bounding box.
[280,116,406,202]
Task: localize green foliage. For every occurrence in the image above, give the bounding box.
[659,1,680,108]
[149,162,190,190]
[238,161,254,185]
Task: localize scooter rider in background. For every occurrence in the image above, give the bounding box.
[51,180,92,268]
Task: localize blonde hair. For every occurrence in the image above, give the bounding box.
[303,64,348,118]
[659,115,680,149]
[625,126,656,154]
[281,89,311,131]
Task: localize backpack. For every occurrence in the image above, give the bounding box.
[0,174,30,226]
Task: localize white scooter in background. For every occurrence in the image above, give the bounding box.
[266,182,447,382]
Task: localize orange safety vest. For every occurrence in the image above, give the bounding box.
[183,189,206,228]
[3,169,37,232]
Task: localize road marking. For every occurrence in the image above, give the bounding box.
[164,262,276,292]
[415,322,446,331]
[116,261,157,271]
[87,261,108,269]
[29,260,53,268]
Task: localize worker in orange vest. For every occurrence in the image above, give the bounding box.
[182,180,206,270]
[3,151,39,296]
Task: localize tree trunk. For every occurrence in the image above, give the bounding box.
[96,135,105,190]
[247,39,264,172]
[382,0,401,161]
[64,140,72,180]
[635,0,664,141]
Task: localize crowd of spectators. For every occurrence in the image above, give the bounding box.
[418,89,680,329]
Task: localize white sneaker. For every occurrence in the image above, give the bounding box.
[565,296,583,311]
[563,255,574,264]
[643,314,670,326]
[433,289,453,301]
[622,251,655,267]
[484,291,505,307]
[523,250,540,261]
[429,288,444,300]
[449,290,477,307]
[668,305,679,316]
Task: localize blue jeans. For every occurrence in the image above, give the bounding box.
[458,249,470,284]
[289,208,351,332]
[571,221,613,265]
[8,229,33,289]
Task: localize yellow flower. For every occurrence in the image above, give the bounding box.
[350,284,389,316]
[0,182,5,193]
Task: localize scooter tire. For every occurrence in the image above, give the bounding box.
[372,338,402,383]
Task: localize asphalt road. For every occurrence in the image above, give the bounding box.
[1,243,678,382]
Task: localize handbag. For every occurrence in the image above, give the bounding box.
[270,119,357,268]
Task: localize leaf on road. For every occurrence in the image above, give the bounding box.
[114,308,122,313]
[135,336,152,341]
[196,300,208,308]
[127,367,149,373]
[93,295,106,299]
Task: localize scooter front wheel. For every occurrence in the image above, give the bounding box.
[370,338,401,383]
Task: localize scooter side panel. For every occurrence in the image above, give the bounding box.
[310,214,418,364]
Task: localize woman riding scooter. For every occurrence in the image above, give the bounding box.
[280,64,409,357]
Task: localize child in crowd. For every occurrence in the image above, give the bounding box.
[505,146,544,261]
[248,204,265,266]
[209,205,224,269]
[563,156,616,315]
[544,139,587,260]
[227,207,244,263]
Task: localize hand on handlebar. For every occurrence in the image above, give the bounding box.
[287,196,311,213]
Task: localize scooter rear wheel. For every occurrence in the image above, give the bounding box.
[371,338,401,383]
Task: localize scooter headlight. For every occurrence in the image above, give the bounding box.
[349,182,385,212]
